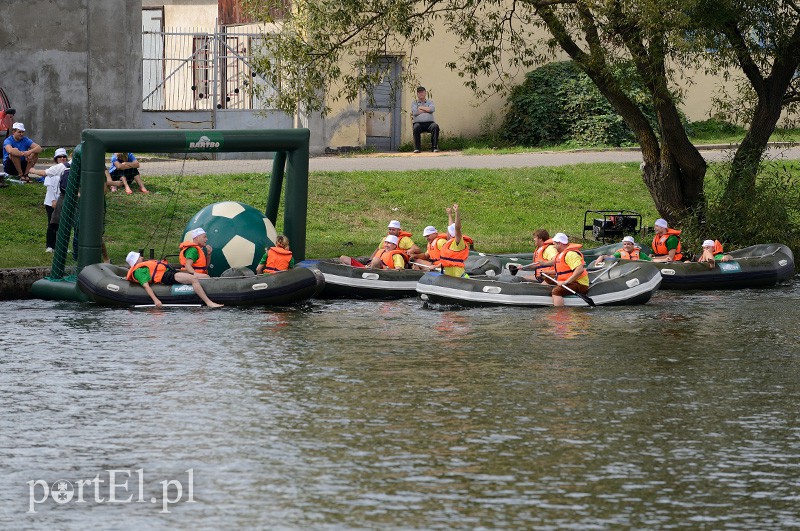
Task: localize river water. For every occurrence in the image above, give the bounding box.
[2,282,799,528]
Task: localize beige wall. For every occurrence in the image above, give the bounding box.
[141,1,736,150]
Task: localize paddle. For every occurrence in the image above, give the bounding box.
[508,263,542,276]
[410,261,439,271]
[540,272,596,307]
[133,304,203,308]
[590,261,617,285]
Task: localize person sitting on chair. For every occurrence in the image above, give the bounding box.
[411,86,440,153]
[125,251,223,308]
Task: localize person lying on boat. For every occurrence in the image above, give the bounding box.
[256,234,295,274]
[125,251,223,308]
[538,232,590,307]
[408,225,447,270]
[691,239,732,268]
[594,236,653,266]
[508,228,558,281]
[650,218,683,262]
[440,203,474,278]
[179,227,212,277]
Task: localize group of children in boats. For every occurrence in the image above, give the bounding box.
[341,210,733,306]
[121,207,730,308]
[123,227,295,308]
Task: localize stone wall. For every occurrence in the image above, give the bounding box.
[0,268,51,300]
[0,0,142,147]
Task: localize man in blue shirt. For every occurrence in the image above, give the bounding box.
[3,122,41,182]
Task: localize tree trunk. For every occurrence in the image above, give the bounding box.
[723,86,787,203]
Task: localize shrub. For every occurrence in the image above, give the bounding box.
[500,61,663,147]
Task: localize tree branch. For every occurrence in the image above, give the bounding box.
[719,19,765,96]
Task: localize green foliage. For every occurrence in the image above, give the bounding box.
[500,62,660,147]
[688,118,746,140]
[683,160,800,258]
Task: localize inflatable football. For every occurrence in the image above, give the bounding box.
[184,202,278,276]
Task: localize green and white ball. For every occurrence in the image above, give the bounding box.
[184,202,278,277]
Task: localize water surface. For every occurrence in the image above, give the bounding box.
[2,283,799,528]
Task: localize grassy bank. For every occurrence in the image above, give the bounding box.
[1,162,659,268]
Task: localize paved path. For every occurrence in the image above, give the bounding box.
[141,144,800,175]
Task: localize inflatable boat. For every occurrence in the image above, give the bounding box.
[416,261,662,307]
[470,241,654,271]
[298,254,504,299]
[591,243,794,290]
[77,263,325,307]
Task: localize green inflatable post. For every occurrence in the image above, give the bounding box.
[31,128,310,302]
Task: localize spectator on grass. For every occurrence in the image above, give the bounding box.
[3,122,41,182]
[109,152,149,194]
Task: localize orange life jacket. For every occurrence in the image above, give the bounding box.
[179,242,208,273]
[652,228,683,260]
[554,244,589,283]
[265,246,293,272]
[426,234,448,263]
[533,239,557,280]
[373,249,408,269]
[439,235,474,268]
[374,230,413,254]
[712,240,724,254]
[126,259,170,284]
[616,247,642,260]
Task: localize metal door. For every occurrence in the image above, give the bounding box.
[365,57,401,151]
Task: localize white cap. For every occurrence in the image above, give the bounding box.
[12,122,25,132]
[53,148,67,160]
[702,239,715,248]
[388,220,401,229]
[654,218,668,228]
[622,236,635,244]
[126,251,141,267]
[423,225,437,236]
[552,232,569,244]
[447,223,456,236]
[384,234,399,245]
[190,227,206,239]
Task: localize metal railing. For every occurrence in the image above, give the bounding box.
[142,25,278,112]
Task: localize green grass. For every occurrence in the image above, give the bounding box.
[0,163,657,268]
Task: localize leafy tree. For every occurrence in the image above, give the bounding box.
[243,0,800,224]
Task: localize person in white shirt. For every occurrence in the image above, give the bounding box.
[29,147,70,252]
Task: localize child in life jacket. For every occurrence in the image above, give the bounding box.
[692,239,731,268]
[256,234,295,274]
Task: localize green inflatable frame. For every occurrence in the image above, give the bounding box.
[31,128,310,302]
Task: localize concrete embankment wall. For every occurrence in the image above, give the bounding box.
[0,268,50,300]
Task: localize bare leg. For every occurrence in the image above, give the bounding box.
[552,294,565,307]
[132,174,149,193]
[8,154,25,178]
[121,175,133,194]
[174,272,223,308]
[25,153,39,174]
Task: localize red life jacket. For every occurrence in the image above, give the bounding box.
[439,235,474,268]
[554,244,588,283]
[652,228,683,260]
[265,246,293,272]
[126,259,170,284]
[179,242,208,273]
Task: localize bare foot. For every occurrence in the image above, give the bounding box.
[207,302,224,308]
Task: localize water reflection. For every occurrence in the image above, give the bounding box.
[1,282,799,527]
